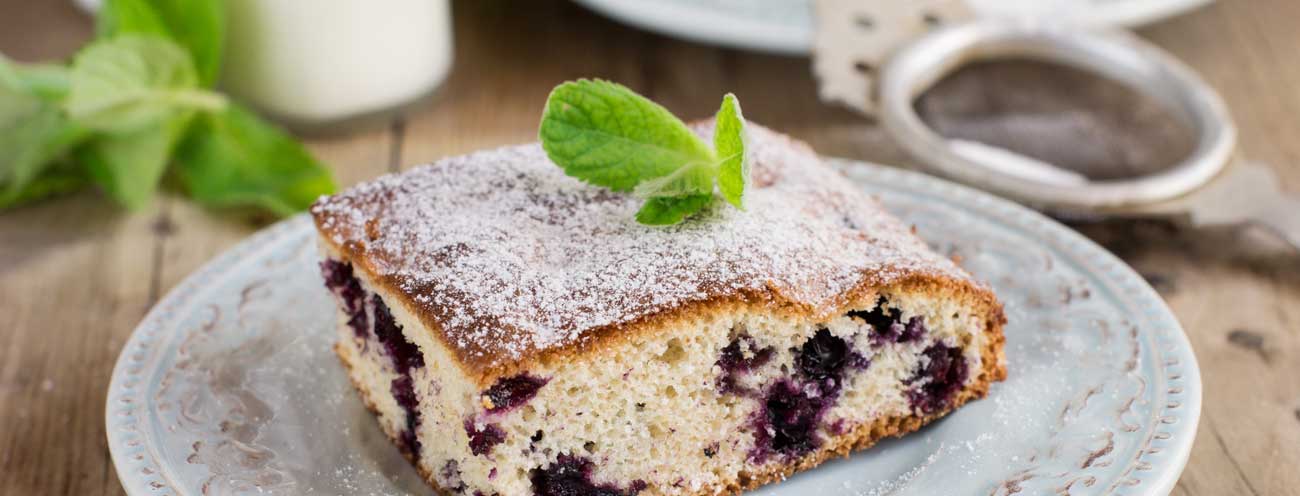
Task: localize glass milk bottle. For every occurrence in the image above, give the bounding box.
[221,0,453,133]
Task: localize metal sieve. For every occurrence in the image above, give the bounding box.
[869,19,1299,250]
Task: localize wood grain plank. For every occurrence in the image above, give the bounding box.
[0,194,161,496]
[0,5,136,496]
[0,0,92,62]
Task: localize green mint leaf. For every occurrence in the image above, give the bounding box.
[631,161,715,199]
[0,55,73,101]
[0,103,85,203]
[539,80,755,226]
[66,35,225,133]
[96,0,169,39]
[714,93,748,209]
[0,64,89,209]
[99,0,226,87]
[539,79,716,192]
[635,194,712,226]
[175,104,336,217]
[79,111,193,209]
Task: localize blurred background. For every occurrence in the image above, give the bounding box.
[1,0,1297,495]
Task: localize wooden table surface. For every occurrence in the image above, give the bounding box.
[2,1,1297,495]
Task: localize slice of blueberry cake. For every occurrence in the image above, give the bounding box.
[311,122,1006,495]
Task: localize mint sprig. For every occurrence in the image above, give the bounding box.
[539,79,749,225]
[0,0,334,216]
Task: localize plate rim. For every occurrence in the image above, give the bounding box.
[106,159,1201,495]
[570,0,1215,55]
[105,217,310,496]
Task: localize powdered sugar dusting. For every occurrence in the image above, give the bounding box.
[311,123,973,369]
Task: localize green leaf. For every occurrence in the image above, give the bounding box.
[714,93,748,209]
[635,194,712,226]
[175,104,336,217]
[0,64,89,208]
[65,35,225,133]
[538,80,756,226]
[0,55,73,101]
[97,0,169,39]
[99,0,226,87]
[631,161,715,199]
[539,79,716,192]
[78,111,192,209]
[0,98,85,197]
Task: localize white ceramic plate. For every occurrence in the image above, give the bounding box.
[107,161,1200,495]
[571,0,1213,55]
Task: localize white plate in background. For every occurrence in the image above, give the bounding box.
[572,0,1213,55]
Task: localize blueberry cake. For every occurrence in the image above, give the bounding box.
[311,122,1006,495]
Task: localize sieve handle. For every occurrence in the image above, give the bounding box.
[1134,161,1300,252]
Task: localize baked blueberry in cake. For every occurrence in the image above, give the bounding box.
[311,85,1006,495]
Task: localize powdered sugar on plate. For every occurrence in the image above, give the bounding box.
[311,124,973,368]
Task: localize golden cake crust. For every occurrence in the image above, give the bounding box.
[312,122,1002,386]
